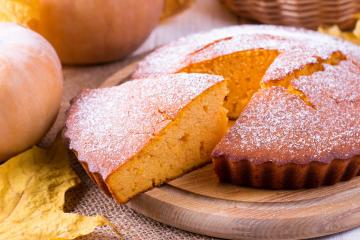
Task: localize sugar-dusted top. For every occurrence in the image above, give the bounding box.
[213,60,360,164]
[64,73,224,179]
[133,25,360,82]
[133,24,360,164]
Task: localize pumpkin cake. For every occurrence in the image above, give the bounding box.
[133,25,360,189]
[64,74,228,203]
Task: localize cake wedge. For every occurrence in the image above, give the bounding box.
[64,73,228,203]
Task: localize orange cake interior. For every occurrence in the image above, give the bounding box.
[180,49,279,119]
[180,50,346,118]
[107,80,228,202]
[65,74,228,203]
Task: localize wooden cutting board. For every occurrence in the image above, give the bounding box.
[98,59,360,240]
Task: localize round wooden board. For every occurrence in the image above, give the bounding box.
[101,58,360,240]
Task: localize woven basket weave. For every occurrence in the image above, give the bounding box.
[223,0,360,29]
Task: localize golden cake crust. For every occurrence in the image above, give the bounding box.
[134,25,360,188]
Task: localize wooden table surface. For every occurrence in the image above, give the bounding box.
[57,0,359,239]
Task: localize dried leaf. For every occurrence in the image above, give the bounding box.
[353,19,360,38]
[0,139,116,240]
[318,25,342,36]
[0,0,39,28]
[318,14,360,45]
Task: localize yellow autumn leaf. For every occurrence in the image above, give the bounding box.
[318,25,342,36]
[318,14,360,45]
[353,19,360,38]
[0,0,39,28]
[0,139,117,240]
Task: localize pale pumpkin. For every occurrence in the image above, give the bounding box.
[0,23,63,162]
[21,0,163,64]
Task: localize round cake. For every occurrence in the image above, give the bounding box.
[133,25,360,189]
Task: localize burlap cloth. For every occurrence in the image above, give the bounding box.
[66,155,212,240]
[41,58,215,240]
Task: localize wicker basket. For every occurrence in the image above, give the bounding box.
[223,0,360,29]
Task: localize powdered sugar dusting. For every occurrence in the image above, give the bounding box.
[64,74,223,179]
[214,86,360,164]
[134,24,360,165]
[293,60,360,106]
[67,25,360,173]
[262,49,318,82]
[133,25,360,82]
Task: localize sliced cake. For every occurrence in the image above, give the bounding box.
[64,73,228,203]
[133,25,360,188]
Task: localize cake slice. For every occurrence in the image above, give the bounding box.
[64,73,228,203]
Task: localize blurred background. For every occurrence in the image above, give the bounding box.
[2,0,360,65]
[137,0,360,56]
